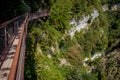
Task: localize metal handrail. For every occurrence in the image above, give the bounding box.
[0,9,49,57]
[1,9,49,80]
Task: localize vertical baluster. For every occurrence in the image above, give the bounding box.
[14,21,16,35]
[4,25,7,48]
[18,17,21,27]
[12,22,14,37]
[0,27,4,54]
[14,21,17,35]
[16,21,18,33]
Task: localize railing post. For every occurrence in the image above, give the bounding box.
[4,26,7,48]
[14,21,17,35]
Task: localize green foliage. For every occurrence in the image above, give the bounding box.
[106,10,120,51]
[24,0,53,12]
[25,52,37,80]
[101,0,120,5]
[74,14,108,57]
[34,55,65,80]
[81,73,98,80]
[67,67,98,80]
[25,0,120,80]
[67,68,81,80]
[59,40,75,51]
[49,0,73,33]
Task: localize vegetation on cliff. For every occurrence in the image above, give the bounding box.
[5,0,117,80]
[0,0,120,80]
[25,0,120,80]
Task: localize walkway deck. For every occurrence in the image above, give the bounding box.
[0,9,49,80]
[0,25,23,80]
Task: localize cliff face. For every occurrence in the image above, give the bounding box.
[22,0,120,80]
[98,49,120,80]
[97,6,120,80]
[0,0,120,80]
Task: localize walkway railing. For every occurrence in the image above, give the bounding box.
[0,9,49,80]
[0,15,26,66]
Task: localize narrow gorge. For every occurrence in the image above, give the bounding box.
[1,0,119,80]
[24,0,120,80]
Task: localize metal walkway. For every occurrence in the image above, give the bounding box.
[0,9,49,80]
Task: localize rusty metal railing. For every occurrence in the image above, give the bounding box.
[28,9,49,21]
[0,15,26,67]
[8,14,28,80]
[0,9,49,80]
[0,9,49,66]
